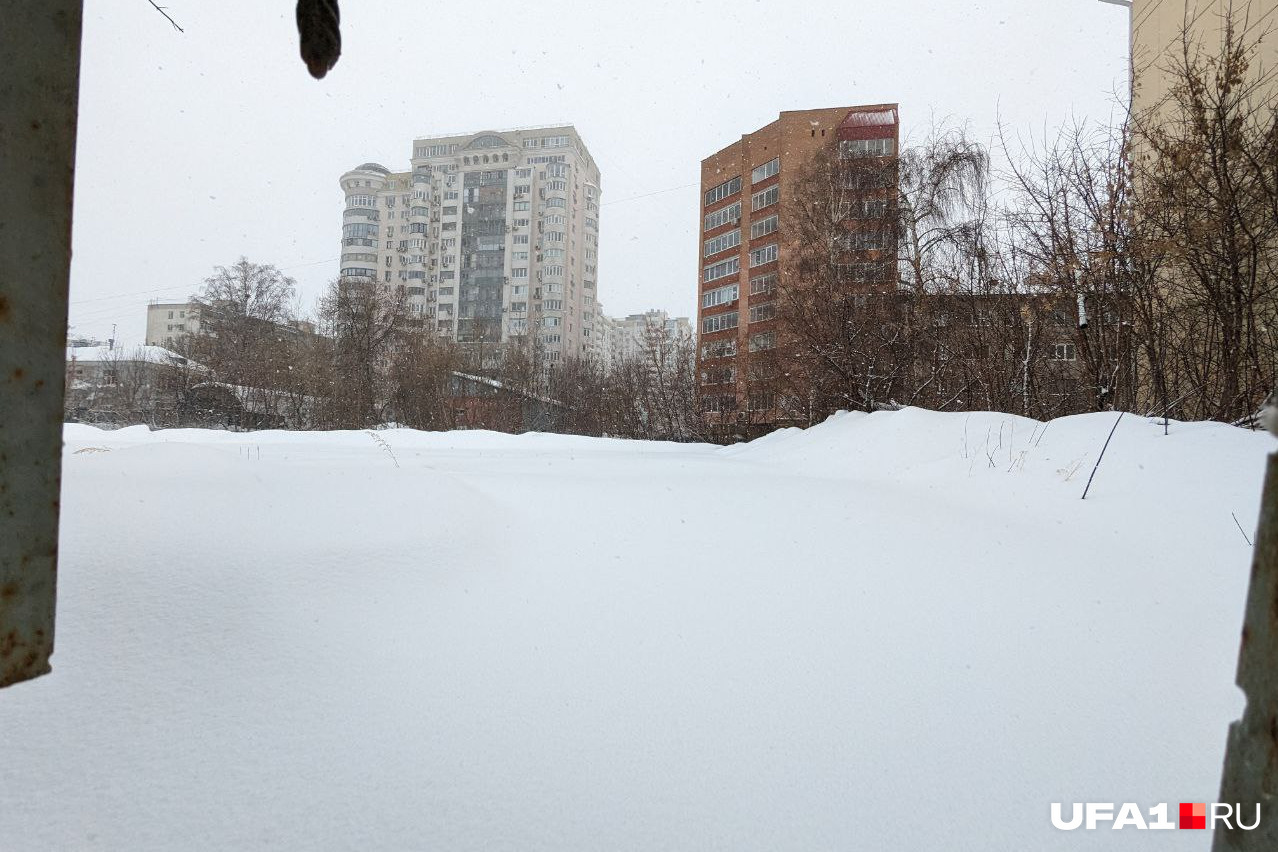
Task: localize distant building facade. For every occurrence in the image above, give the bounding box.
[1129,0,1277,118]
[145,302,200,348]
[64,344,196,425]
[696,104,900,433]
[608,309,693,367]
[339,125,603,366]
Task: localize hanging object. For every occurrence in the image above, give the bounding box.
[297,0,341,79]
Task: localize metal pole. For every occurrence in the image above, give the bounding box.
[1214,452,1278,850]
[0,0,83,688]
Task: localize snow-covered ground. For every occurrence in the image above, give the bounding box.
[2,409,1271,850]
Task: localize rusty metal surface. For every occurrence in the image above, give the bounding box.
[0,0,83,688]
[1214,452,1278,849]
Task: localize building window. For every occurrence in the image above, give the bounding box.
[749,273,777,295]
[704,176,742,207]
[748,302,776,323]
[843,230,888,251]
[701,366,736,385]
[749,331,776,351]
[839,137,895,158]
[703,257,740,283]
[1049,343,1077,361]
[751,157,780,183]
[415,143,457,157]
[701,394,736,413]
[750,214,779,240]
[704,202,741,232]
[749,243,778,268]
[702,283,739,309]
[847,199,888,220]
[751,185,779,212]
[511,268,529,278]
[342,222,379,239]
[702,311,739,333]
[701,338,737,359]
[838,262,888,283]
[703,228,741,258]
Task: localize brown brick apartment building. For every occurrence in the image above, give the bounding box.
[696,104,900,437]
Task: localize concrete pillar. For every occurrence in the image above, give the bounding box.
[1214,452,1278,849]
[0,0,83,688]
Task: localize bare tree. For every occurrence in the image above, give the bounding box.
[771,141,915,420]
[1002,121,1144,413]
[388,331,464,431]
[898,122,991,293]
[317,276,409,427]
[1128,14,1278,421]
[190,258,298,396]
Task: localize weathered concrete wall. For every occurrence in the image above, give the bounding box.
[1214,452,1278,849]
[0,0,83,688]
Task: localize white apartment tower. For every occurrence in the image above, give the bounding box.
[339,125,603,364]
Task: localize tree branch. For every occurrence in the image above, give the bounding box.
[146,0,184,33]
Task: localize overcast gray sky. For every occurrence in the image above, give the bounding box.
[68,0,1130,345]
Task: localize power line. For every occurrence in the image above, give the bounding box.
[69,256,341,307]
[600,183,695,206]
[70,284,195,306]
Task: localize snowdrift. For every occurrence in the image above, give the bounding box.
[1,409,1272,850]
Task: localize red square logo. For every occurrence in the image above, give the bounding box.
[1180,802,1207,829]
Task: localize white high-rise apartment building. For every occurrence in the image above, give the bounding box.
[339,125,603,364]
[609,310,693,366]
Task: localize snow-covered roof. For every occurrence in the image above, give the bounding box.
[451,371,563,408]
[66,345,198,368]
